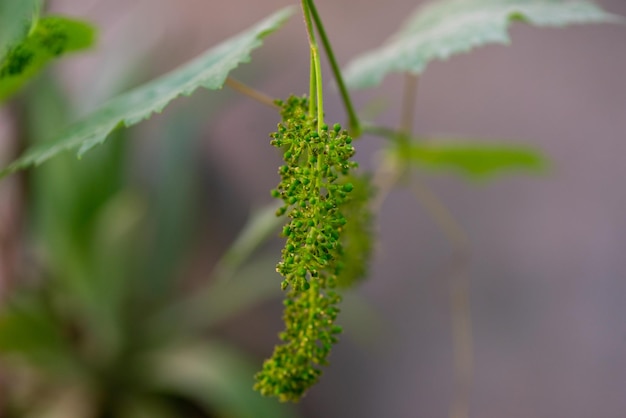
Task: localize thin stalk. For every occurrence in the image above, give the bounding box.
[309,50,317,117]
[304,0,360,137]
[400,73,419,137]
[225,77,279,109]
[301,0,324,131]
[449,267,473,418]
[312,46,324,130]
[301,0,316,46]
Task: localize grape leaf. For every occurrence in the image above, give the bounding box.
[0,0,41,59]
[395,139,548,178]
[344,0,623,89]
[0,16,96,102]
[0,6,295,179]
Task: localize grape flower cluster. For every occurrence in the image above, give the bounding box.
[254,95,364,402]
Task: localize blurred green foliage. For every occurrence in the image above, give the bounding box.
[394,139,548,179]
[0,0,41,57]
[0,75,297,417]
[0,14,95,101]
[0,6,301,415]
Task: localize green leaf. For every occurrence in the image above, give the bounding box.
[344,0,623,89]
[0,16,96,102]
[0,0,41,59]
[0,6,295,179]
[396,139,548,178]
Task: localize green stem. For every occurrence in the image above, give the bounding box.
[301,0,324,131]
[312,46,324,130]
[304,0,360,137]
[309,50,317,117]
[301,0,316,45]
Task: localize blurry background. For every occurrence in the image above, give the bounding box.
[0,0,625,417]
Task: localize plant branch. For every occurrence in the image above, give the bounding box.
[309,50,317,116]
[225,77,279,109]
[400,73,419,137]
[301,0,324,130]
[304,0,361,137]
[408,175,472,418]
[312,46,324,130]
[449,263,473,418]
[301,0,317,46]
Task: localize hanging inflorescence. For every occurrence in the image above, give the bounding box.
[254,95,372,402]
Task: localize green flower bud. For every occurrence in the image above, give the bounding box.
[256,95,372,403]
